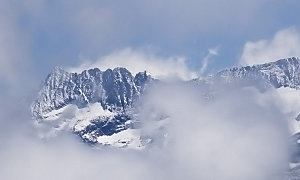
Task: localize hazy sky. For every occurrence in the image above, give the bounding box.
[1,0,300,91]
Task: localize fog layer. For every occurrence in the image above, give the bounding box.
[0,81,290,180]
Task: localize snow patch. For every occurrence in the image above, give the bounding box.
[73,103,115,132]
[36,102,116,137]
[97,129,144,150]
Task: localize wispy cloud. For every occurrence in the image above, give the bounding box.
[240,27,300,65]
[67,48,198,80]
[199,47,219,75]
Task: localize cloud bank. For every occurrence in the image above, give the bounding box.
[138,83,289,180]
[0,81,290,180]
[275,87,300,134]
[240,27,300,65]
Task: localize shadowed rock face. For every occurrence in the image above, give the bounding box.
[32,67,152,119]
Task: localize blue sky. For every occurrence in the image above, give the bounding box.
[1,0,300,92]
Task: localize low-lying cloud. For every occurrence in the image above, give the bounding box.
[240,27,300,65]
[139,83,289,180]
[0,79,291,180]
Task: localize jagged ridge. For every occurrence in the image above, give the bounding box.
[32,67,152,119]
[210,57,300,89]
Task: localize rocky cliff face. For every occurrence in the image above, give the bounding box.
[32,67,152,119]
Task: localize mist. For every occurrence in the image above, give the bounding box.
[139,82,289,180]
[0,78,291,180]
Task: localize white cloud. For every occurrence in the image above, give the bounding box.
[199,47,219,75]
[67,48,198,80]
[274,87,300,134]
[138,83,289,180]
[0,81,290,180]
[240,27,300,65]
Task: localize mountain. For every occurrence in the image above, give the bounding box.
[32,67,152,118]
[31,67,153,149]
[32,57,300,149]
[204,57,300,89]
